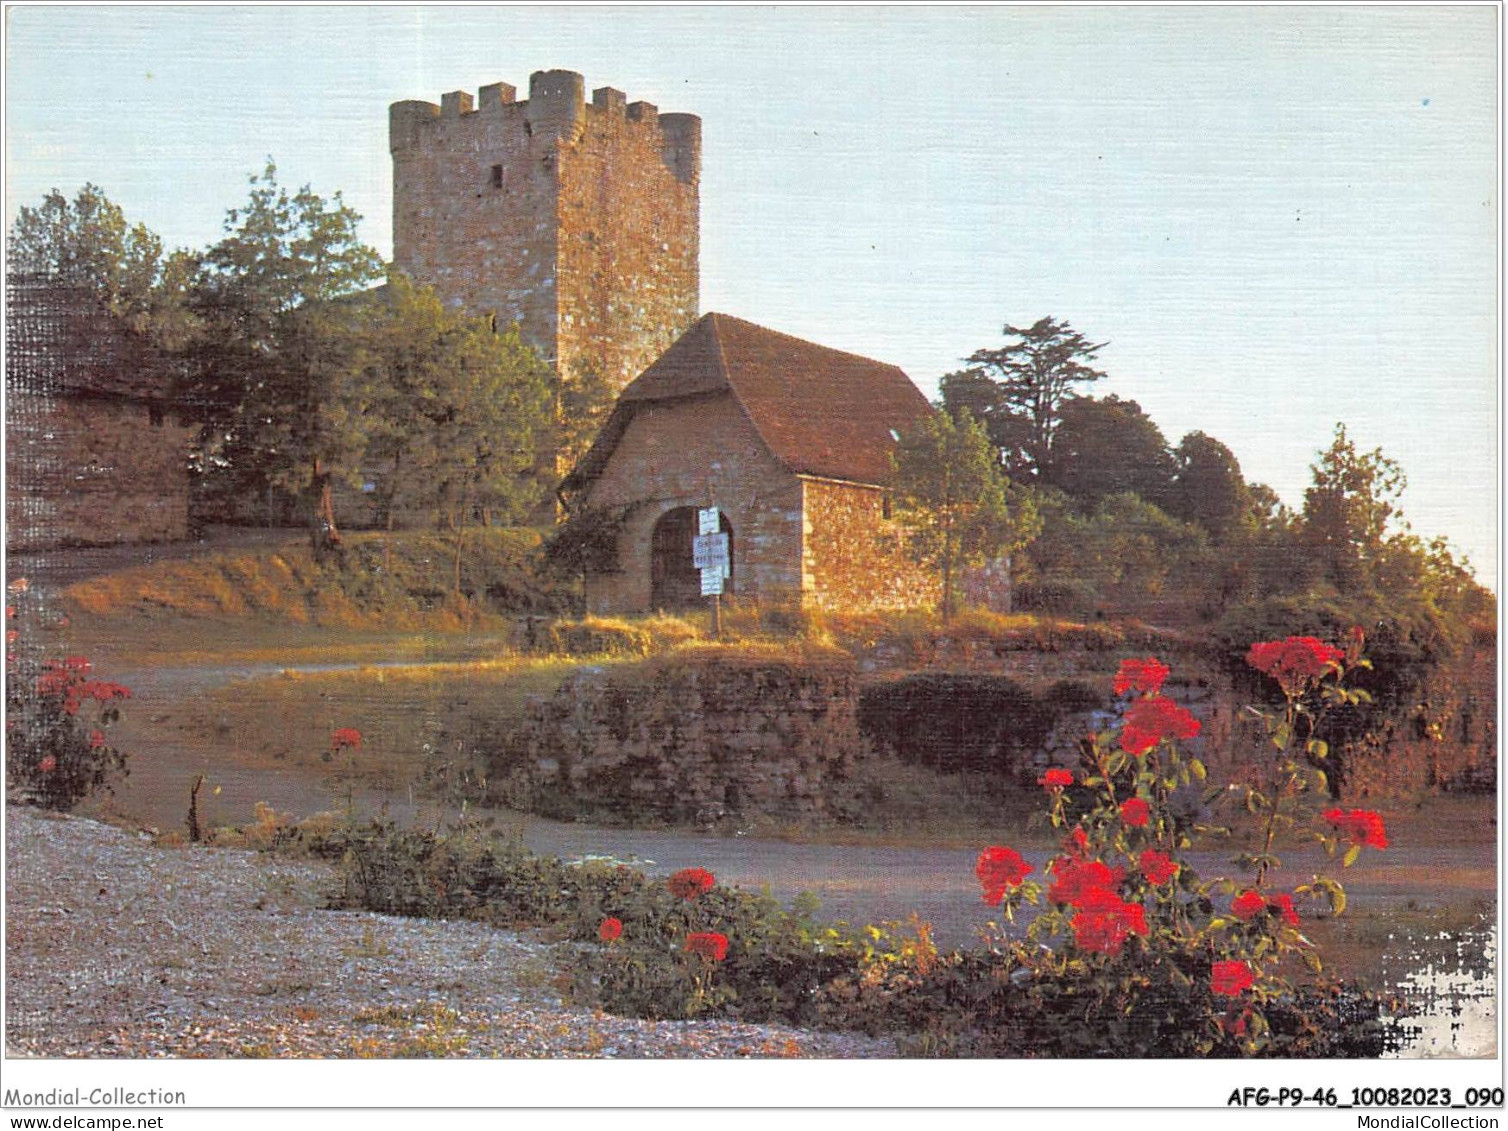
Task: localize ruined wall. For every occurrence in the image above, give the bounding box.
[490,650,862,821]
[6,391,193,549]
[582,393,804,613]
[390,71,699,391]
[801,478,938,613]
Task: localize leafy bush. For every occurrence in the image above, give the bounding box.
[942,641,1401,1056]
[4,601,131,810]
[326,816,862,1023]
[858,673,1099,776]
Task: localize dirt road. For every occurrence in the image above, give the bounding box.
[82,655,1495,954]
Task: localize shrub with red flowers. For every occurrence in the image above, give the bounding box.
[975,846,1032,905]
[6,624,131,811]
[330,727,363,753]
[667,866,716,900]
[966,639,1393,1056]
[684,931,730,963]
[1323,807,1389,853]
[1038,767,1074,790]
[1245,636,1345,698]
[1112,656,1169,697]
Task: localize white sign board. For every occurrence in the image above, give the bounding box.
[700,567,724,596]
[697,507,721,536]
[692,532,729,573]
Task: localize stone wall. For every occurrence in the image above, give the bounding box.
[390,71,699,393]
[858,661,1240,785]
[801,478,938,613]
[582,392,805,613]
[6,391,193,550]
[490,650,861,821]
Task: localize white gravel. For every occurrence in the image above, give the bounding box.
[4,805,897,1059]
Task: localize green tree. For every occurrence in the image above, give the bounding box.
[7,183,197,346]
[891,410,1039,622]
[556,355,618,478]
[352,274,553,594]
[184,161,384,552]
[1045,395,1176,507]
[1167,430,1251,541]
[1300,424,1407,594]
[938,367,1035,476]
[950,317,1108,476]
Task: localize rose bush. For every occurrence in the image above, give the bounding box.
[5,603,131,811]
[960,645,1393,1056]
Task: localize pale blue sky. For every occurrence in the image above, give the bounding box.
[5,5,1499,584]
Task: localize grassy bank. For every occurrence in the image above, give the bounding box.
[63,528,569,629]
[177,655,615,799]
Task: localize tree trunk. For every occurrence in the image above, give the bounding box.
[308,456,343,557]
[383,450,401,579]
[941,515,956,625]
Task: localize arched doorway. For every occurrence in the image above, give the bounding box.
[650,506,734,611]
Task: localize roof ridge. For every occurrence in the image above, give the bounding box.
[703,310,908,375]
[704,312,793,478]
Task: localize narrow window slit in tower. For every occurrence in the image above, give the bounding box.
[490,164,503,188]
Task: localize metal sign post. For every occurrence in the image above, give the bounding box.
[697,501,723,639]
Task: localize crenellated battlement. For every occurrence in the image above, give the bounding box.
[390,67,700,410]
[390,70,700,184]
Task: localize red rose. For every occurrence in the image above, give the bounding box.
[1065,827,1090,858]
[82,681,131,702]
[684,932,729,962]
[38,755,56,774]
[598,917,623,942]
[976,846,1032,904]
[1119,797,1150,827]
[330,727,363,752]
[1323,807,1388,849]
[89,730,106,749]
[1211,960,1256,996]
[1069,888,1149,956]
[1047,857,1124,908]
[1113,656,1170,697]
[1269,893,1300,927]
[1246,637,1345,696]
[667,867,716,899]
[1038,767,1074,790]
[63,656,91,672]
[1121,696,1200,756]
[1139,849,1178,885]
[1230,890,1266,920]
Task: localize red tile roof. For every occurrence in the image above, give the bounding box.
[568,313,933,490]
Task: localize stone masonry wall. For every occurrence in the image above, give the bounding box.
[801,478,938,613]
[582,393,804,614]
[555,91,700,391]
[6,391,193,550]
[390,71,699,392]
[490,651,862,822]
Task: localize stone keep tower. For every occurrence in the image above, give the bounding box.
[390,70,701,393]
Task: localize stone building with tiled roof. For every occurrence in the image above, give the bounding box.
[562,312,939,614]
[5,278,195,549]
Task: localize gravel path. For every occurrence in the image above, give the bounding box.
[3,806,897,1059]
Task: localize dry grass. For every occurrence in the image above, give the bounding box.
[63,528,563,630]
[181,655,614,795]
